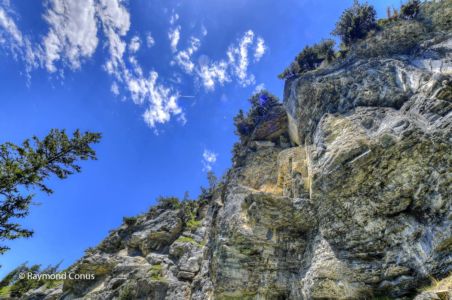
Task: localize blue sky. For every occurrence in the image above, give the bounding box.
[0,0,400,277]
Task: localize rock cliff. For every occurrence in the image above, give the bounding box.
[22,2,452,299]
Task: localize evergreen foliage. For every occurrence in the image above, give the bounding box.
[332,0,377,46]
[0,129,101,254]
[400,0,421,20]
[278,40,335,79]
[0,263,61,298]
[156,196,181,209]
[233,90,280,137]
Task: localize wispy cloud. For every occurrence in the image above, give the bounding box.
[97,1,182,128]
[254,83,265,94]
[227,30,256,87]
[201,25,208,37]
[197,59,230,91]
[173,36,201,74]
[42,0,99,72]
[0,2,267,131]
[0,5,42,76]
[202,149,217,171]
[0,6,23,45]
[111,81,119,95]
[169,12,179,25]
[146,32,155,48]
[95,0,183,129]
[190,30,265,91]
[128,36,140,53]
[254,37,266,62]
[141,72,182,127]
[168,26,180,52]
[97,0,130,78]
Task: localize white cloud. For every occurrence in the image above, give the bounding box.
[0,7,23,45]
[201,25,207,37]
[254,37,266,62]
[0,0,183,130]
[141,71,182,127]
[168,26,180,52]
[146,32,155,48]
[96,0,130,36]
[0,5,42,78]
[96,0,130,78]
[169,12,179,25]
[193,30,264,91]
[42,0,99,72]
[111,81,119,95]
[96,0,182,129]
[0,2,268,131]
[173,36,200,74]
[128,35,140,53]
[197,60,230,91]
[202,149,217,171]
[227,30,255,87]
[254,83,265,94]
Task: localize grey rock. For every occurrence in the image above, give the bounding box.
[24,6,452,300]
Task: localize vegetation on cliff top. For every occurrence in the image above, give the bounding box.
[278,0,450,79]
[233,90,280,139]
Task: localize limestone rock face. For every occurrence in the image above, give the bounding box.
[26,11,452,300]
[279,34,451,299]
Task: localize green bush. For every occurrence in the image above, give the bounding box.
[418,0,452,32]
[332,0,377,46]
[278,39,335,79]
[123,216,138,226]
[400,0,420,20]
[118,282,136,300]
[186,219,202,231]
[176,236,203,247]
[157,196,181,210]
[149,263,165,281]
[352,20,427,57]
[234,90,280,137]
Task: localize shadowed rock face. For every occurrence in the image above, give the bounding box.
[24,9,452,300]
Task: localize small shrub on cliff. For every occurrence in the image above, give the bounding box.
[400,0,420,20]
[157,196,181,209]
[278,39,335,79]
[417,0,452,32]
[149,263,165,281]
[332,0,377,46]
[249,91,280,118]
[123,216,138,226]
[232,90,281,166]
[118,282,136,300]
[234,90,280,140]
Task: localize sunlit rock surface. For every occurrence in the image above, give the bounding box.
[24,5,452,300]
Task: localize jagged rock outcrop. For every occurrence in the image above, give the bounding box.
[21,2,451,300]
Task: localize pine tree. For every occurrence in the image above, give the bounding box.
[0,129,101,254]
[332,0,377,46]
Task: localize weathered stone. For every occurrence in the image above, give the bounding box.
[25,5,452,300]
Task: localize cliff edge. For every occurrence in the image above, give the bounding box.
[17,1,452,299]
